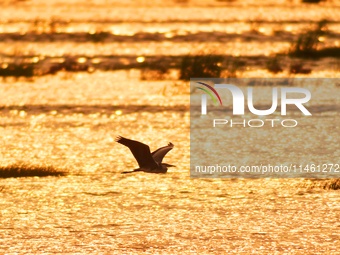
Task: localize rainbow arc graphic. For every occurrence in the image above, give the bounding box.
[196,82,223,106]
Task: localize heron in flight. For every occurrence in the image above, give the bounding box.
[116,136,175,174]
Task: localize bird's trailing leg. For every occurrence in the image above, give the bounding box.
[162,163,176,168]
[121,169,144,174]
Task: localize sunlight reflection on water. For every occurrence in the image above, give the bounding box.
[0,72,339,254]
[1,0,340,252]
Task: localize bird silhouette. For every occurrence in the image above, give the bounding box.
[116,136,175,174]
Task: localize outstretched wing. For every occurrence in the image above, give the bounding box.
[151,142,174,163]
[116,136,158,169]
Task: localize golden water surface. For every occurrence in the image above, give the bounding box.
[0,0,340,254]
